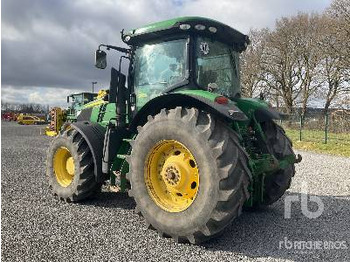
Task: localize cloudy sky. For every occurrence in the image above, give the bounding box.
[2,0,332,107]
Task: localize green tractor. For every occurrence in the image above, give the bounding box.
[46,17,301,244]
[45,91,106,136]
[66,92,98,121]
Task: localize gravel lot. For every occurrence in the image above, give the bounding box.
[1,121,349,262]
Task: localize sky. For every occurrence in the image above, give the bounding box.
[1,0,332,107]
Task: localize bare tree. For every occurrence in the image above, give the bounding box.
[327,0,350,69]
[240,1,349,114]
[240,28,270,98]
[259,17,304,114]
[293,13,323,118]
[317,13,350,115]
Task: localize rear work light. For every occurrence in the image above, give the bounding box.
[179,24,191,30]
[208,26,217,33]
[215,96,229,105]
[195,24,206,30]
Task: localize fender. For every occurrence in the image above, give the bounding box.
[129,93,248,131]
[233,97,281,123]
[70,121,106,182]
[254,107,281,122]
[76,107,93,122]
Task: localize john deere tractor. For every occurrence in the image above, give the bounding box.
[66,92,99,121]
[46,17,301,244]
[45,90,107,136]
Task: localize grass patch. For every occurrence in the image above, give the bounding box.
[284,128,350,157]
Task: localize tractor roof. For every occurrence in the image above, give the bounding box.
[68,92,97,97]
[122,16,250,52]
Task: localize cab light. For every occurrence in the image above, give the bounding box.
[124,36,131,42]
[215,96,229,105]
[195,24,206,30]
[208,26,217,33]
[180,24,191,30]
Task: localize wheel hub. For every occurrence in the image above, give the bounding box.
[53,147,75,187]
[145,140,199,213]
[163,165,181,186]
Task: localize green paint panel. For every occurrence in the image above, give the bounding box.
[90,107,100,123]
[101,103,117,126]
[175,89,218,102]
[89,103,117,127]
[234,97,269,118]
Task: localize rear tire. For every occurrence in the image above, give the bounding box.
[260,121,296,205]
[46,128,101,202]
[128,107,251,244]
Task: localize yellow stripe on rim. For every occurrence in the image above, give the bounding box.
[145,140,199,212]
[53,147,75,187]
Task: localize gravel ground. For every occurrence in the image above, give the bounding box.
[1,121,349,262]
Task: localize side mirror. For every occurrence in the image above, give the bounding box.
[95,50,107,69]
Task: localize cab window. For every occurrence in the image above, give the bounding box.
[133,39,188,107]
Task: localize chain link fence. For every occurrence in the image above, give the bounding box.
[278,109,350,144]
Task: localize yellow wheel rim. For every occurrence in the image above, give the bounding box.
[53,147,75,187]
[145,140,199,212]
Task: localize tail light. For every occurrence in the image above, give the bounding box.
[215,96,229,105]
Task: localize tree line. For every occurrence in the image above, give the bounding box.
[240,0,350,116]
[1,101,49,114]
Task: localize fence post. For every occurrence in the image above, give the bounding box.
[324,112,329,144]
[299,114,303,141]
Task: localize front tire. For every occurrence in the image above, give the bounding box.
[46,128,101,202]
[128,107,251,244]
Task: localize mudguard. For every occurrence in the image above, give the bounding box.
[233,97,281,123]
[254,107,281,122]
[76,108,93,122]
[71,122,106,182]
[130,93,248,131]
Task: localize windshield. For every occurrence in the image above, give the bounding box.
[195,37,240,98]
[68,94,85,113]
[134,39,188,107]
[71,95,83,106]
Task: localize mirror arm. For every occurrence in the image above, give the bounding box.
[98,44,130,54]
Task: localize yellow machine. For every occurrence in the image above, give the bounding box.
[17,114,45,125]
[92,89,108,105]
[45,107,65,137]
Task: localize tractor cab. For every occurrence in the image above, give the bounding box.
[95,16,250,109]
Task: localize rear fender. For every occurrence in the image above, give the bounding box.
[129,93,248,131]
[254,107,281,122]
[233,97,281,123]
[70,122,106,182]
